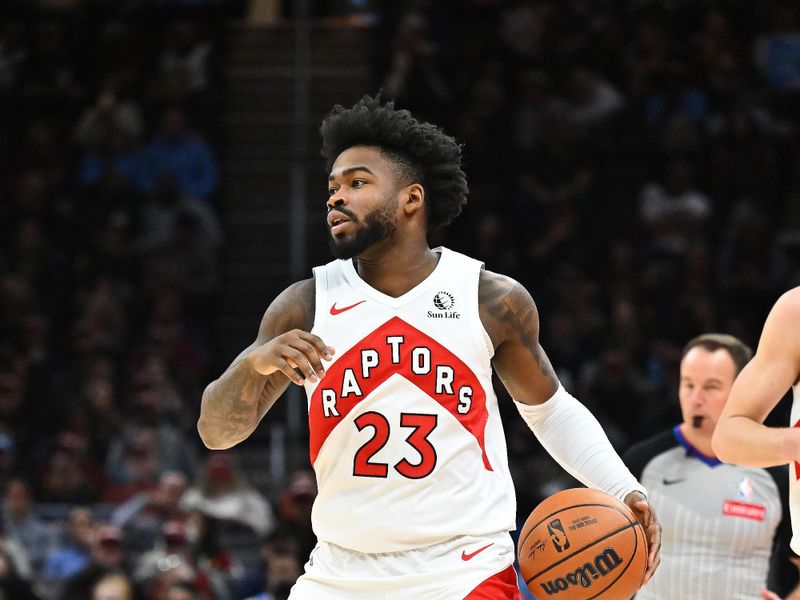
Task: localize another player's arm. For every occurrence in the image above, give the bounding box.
[479,270,661,582]
[198,278,333,450]
[785,558,800,600]
[713,289,800,467]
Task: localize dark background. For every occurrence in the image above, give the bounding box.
[2,0,800,598]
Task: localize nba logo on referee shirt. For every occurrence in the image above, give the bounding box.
[547,518,570,552]
[738,476,753,502]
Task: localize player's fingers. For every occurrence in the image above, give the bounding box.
[296,331,335,361]
[634,501,661,583]
[275,357,305,385]
[284,348,318,382]
[644,552,661,584]
[289,338,328,378]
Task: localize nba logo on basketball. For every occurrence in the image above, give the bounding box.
[547,519,570,552]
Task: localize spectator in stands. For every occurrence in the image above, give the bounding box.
[237,526,301,600]
[717,201,789,308]
[104,428,166,504]
[37,431,105,503]
[562,67,626,131]
[382,10,451,119]
[21,20,80,107]
[0,523,37,600]
[40,506,95,591]
[152,20,214,121]
[112,471,189,555]
[180,452,273,538]
[754,3,800,90]
[135,519,225,599]
[103,370,198,503]
[188,511,244,599]
[141,107,218,202]
[135,173,223,256]
[141,208,220,294]
[134,519,193,589]
[1,478,54,572]
[639,158,712,257]
[274,471,315,560]
[78,124,148,191]
[0,22,27,93]
[74,78,144,151]
[91,572,133,600]
[0,433,16,491]
[79,369,124,461]
[165,581,203,600]
[159,22,214,97]
[61,524,129,600]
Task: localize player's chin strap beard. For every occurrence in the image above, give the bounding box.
[692,416,704,428]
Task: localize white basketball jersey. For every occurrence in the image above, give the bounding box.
[303,247,516,553]
[790,382,800,554]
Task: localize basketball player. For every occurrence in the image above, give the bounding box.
[197,95,661,599]
[714,289,800,565]
[624,334,800,600]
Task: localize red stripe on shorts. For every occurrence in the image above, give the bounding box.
[463,565,521,600]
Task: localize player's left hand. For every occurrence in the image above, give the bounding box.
[624,490,661,585]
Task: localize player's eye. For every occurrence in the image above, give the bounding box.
[328,188,338,196]
[352,179,365,187]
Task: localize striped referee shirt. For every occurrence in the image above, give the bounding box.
[624,426,797,599]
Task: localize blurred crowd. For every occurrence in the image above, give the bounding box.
[372,0,800,514]
[0,2,310,599]
[3,0,800,598]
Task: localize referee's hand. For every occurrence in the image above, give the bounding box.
[624,490,662,585]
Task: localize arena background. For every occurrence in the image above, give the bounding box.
[2,0,800,598]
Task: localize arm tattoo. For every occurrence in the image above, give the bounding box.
[199,360,269,448]
[480,272,559,386]
[198,279,314,448]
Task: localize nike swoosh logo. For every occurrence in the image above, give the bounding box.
[330,300,366,315]
[461,543,494,561]
[662,478,686,485]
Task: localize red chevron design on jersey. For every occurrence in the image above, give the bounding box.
[309,316,492,470]
[794,418,800,480]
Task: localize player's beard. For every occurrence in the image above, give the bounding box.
[328,197,397,260]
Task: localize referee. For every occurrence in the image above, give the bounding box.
[623,334,800,600]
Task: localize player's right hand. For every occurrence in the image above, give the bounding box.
[246,330,334,385]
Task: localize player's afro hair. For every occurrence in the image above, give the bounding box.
[320,94,468,231]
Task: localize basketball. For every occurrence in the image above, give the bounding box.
[517,487,647,600]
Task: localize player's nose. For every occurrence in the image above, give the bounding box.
[327,193,346,210]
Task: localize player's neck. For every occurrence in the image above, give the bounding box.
[353,241,440,298]
[678,423,716,459]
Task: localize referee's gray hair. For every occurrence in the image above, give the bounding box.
[682,333,753,374]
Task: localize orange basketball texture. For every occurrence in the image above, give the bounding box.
[517,487,647,600]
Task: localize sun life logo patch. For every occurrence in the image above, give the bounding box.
[433,291,455,310]
[428,291,460,319]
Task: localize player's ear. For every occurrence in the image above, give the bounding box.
[402,183,425,216]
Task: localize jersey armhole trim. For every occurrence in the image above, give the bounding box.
[469,262,495,360]
[311,265,328,337]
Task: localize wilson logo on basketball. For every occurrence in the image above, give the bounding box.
[539,547,624,596]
